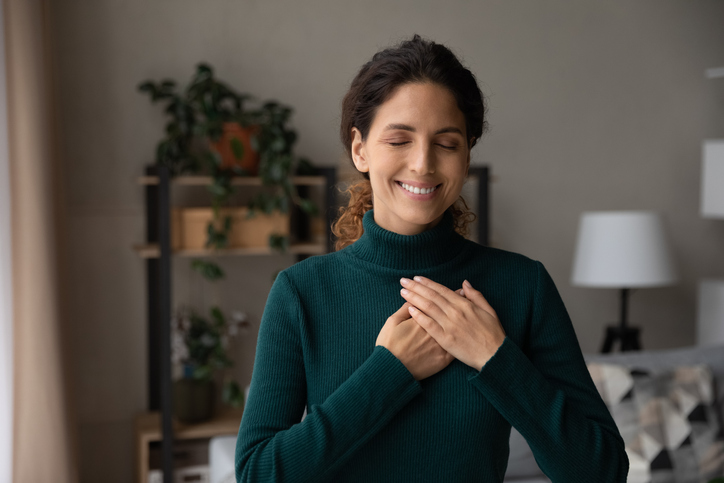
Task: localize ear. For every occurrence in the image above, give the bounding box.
[465,141,472,177]
[350,128,369,173]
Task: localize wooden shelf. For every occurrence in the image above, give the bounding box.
[135,408,244,443]
[135,409,243,483]
[133,242,326,258]
[137,175,327,186]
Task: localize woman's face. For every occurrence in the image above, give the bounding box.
[351,82,471,235]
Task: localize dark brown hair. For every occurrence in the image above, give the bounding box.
[333,34,487,250]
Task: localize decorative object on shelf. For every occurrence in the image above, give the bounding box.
[210,122,261,175]
[171,207,289,250]
[170,306,250,423]
[571,211,678,353]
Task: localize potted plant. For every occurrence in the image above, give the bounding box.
[171,305,250,423]
[138,63,317,257]
[138,63,256,176]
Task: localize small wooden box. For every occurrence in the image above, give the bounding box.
[171,207,290,250]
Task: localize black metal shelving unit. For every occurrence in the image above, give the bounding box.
[141,165,338,482]
[468,166,490,246]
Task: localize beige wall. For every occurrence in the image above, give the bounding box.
[47,1,724,481]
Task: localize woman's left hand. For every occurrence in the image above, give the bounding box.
[400,276,506,371]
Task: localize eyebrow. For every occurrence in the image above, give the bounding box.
[382,123,464,136]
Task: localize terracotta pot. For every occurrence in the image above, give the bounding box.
[173,378,214,423]
[209,122,260,175]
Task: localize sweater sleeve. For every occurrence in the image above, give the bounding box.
[235,271,422,482]
[466,261,629,482]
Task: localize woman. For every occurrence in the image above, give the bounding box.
[236,35,628,482]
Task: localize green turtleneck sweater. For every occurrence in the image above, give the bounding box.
[235,210,628,482]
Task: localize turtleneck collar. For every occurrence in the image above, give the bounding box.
[348,209,469,271]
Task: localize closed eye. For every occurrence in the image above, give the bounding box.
[437,144,458,150]
[388,142,409,147]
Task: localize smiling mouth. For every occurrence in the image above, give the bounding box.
[398,182,440,195]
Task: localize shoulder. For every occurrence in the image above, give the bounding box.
[458,240,551,298]
[462,239,542,273]
[277,248,351,287]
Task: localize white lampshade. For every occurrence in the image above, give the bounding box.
[701,140,724,219]
[571,211,677,288]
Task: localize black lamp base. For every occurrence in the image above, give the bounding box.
[601,325,641,353]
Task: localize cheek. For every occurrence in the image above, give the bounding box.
[445,162,468,190]
[367,155,399,184]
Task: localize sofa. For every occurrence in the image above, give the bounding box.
[504,343,724,483]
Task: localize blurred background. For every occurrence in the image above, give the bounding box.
[2,0,724,481]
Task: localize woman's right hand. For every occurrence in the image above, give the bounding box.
[376,302,454,380]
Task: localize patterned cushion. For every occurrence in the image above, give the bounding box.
[587,363,724,483]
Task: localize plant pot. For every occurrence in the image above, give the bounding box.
[209,122,260,175]
[173,378,214,423]
[171,207,290,250]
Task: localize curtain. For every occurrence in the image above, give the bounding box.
[4,0,78,480]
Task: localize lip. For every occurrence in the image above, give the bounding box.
[396,180,441,200]
[396,180,439,189]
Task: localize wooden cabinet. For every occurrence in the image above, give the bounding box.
[135,409,243,483]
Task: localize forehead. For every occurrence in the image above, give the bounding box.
[370,82,466,134]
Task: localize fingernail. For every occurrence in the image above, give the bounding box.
[408,305,417,314]
[400,277,411,286]
[413,276,423,282]
[463,280,472,288]
[400,288,409,295]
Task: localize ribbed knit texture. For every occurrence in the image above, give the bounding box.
[236,210,629,482]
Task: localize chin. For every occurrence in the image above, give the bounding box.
[401,210,446,229]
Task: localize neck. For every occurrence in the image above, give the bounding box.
[347,209,469,271]
[372,211,445,236]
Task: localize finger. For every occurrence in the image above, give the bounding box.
[462,280,497,316]
[408,305,445,341]
[409,276,463,306]
[400,277,454,312]
[400,286,446,320]
[388,302,413,326]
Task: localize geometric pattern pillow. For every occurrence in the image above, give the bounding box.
[587,363,724,483]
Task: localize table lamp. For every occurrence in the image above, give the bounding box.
[698,140,724,345]
[571,211,678,353]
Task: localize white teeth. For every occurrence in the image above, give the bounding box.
[400,183,438,195]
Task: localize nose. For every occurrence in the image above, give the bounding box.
[408,142,436,175]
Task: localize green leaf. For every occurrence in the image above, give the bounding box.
[190,259,225,281]
[230,137,244,160]
[269,234,289,253]
[299,198,318,216]
[192,365,212,381]
[210,306,225,327]
[296,157,315,175]
[196,63,213,76]
[222,381,245,408]
[138,81,155,94]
